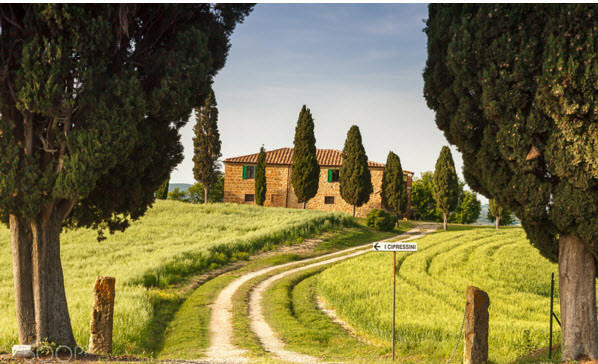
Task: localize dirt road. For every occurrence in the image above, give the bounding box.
[205,223,439,363]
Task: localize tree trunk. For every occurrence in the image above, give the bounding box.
[559,234,598,360]
[9,214,36,344]
[303,201,306,209]
[443,212,447,231]
[31,204,76,347]
[495,216,500,230]
[204,186,209,204]
[353,205,356,217]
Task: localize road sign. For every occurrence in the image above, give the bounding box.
[372,241,418,252]
[371,240,419,361]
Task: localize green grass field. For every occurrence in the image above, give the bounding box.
[317,227,560,363]
[0,200,351,354]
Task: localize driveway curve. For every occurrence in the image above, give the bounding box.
[205,222,439,363]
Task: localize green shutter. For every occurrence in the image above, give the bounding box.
[328,169,332,182]
[242,165,247,179]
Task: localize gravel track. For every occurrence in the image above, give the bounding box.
[204,223,439,363]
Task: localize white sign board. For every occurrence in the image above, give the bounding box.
[372,241,418,252]
[12,345,33,358]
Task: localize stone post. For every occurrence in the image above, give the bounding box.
[89,276,116,354]
[464,286,490,364]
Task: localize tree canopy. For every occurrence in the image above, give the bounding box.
[452,190,481,225]
[167,177,224,204]
[424,4,598,358]
[156,177,170,200]
[423,3,598,260]
[381,151,406,217]
[290,105,319,208]
[433,146,459,230]
[410,172,442,221]
[0,3,253,346]
[488,199,515,228]
[340,125,372,216]
[255,146,267,206]
[410,171,480,224]
[193,88,222,204]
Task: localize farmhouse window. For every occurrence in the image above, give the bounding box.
[327,169,339,182]
[325,196,335,204]
[243,165,256,179]
[245,194,255,202]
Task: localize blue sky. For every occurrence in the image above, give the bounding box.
[171,3,467,192]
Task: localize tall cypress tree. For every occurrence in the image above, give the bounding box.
[433,146,459,231]
[193,88,222,204]
[255,146,267,206]
[291,105,320,209]
[156,177,170,200]
[0,4,252,346]
[381,151,406,219]
[424,5,598,357]
[340,125,373,217]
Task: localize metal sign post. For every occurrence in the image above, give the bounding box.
[392,251,396,360]
[549,272,554,359]
[372,241,418,361]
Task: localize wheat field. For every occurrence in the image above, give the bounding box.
[0,200,351,354]
[317,227,560,363]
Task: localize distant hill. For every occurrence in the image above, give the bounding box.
[168,183,193,192]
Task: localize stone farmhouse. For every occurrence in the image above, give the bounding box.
[223,147,413,218]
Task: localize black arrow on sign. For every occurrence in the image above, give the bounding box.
[374,242,380,251]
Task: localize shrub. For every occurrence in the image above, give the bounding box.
[366,209,397,231]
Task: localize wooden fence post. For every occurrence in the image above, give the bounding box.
[89,276,116,354]
[464,286,490,364]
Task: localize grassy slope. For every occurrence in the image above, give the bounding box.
[158,222,412,359]
[0,200,351,354]
[263,268,391,363]
[317,226,560,363]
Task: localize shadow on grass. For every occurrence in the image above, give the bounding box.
[510,343,561,364]
[138,289,185,356]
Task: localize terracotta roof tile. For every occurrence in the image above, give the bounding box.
[224,147,413,174]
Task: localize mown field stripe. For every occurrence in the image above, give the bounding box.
[317,227,562,362]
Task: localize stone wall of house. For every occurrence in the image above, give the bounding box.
[224,163,410,219]
[223,163,290,207]
[224,163,385,218]
[285,166,383,218]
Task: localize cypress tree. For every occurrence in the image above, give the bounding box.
[255,146,267,206]
[433,146,459,231]
[193,88,222,204]
[291,105,320,209]
[0,4,252,346]
[340,125,373,217]
[424,4,598,358]
[381,151,406,220]
[156,177,170,200]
